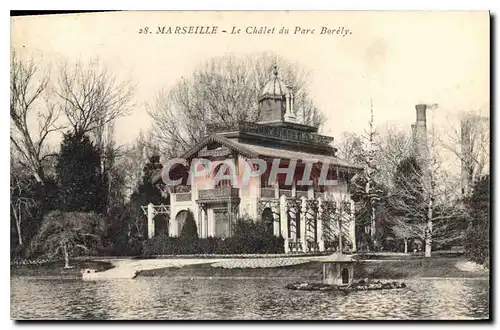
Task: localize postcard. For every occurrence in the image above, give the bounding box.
[10,11,490,320]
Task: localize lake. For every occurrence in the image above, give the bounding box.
[11,276,489,320]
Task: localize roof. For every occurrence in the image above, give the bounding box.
[152,134,362,184]
[230,140,364,170]
[181,134,363,170]
[260,66,287,97]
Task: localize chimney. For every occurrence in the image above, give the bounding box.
[414,104,429,165]
[285,90,290,116]
[411,123,417,156]
[284,85,296,122]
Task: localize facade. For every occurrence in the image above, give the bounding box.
[152,67,363,253]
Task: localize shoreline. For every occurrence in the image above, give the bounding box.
[10,255,489,280]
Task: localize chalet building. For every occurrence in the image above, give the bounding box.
[151,67,363,253]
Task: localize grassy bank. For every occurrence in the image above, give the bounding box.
[10,259,114,277]
[138,261,324,280]
[138,257,488,280]
[355,257,487,279]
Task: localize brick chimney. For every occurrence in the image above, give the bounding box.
[414,104,429,165]
[411,123,417,155]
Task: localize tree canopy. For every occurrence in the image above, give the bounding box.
[56,132,106,213]
[30,211,105,267]
[149,52,325,157]
[464,175,490,266]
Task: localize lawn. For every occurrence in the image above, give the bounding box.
[10,259,114,277]
[138,256,487,280]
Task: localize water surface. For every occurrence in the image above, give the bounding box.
[11,276,489,320]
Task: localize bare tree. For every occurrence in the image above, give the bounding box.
[10,52,60,184]
[149,52,324,157]
[56,58,135,138]
[336,132,364,165]
[439,111,489,195]
[391,216,426,253]
[375,124,412,189]
[116,133,152,202]
[10,163,38,247]
[388,153,465,257]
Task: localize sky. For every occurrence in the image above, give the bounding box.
[11,11,489,148]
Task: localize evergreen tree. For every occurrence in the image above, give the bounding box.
[349,100,384,251]
[464,175,490,266]
[56,133,106,213]
[180,210,198,241]
[129,153,169,238]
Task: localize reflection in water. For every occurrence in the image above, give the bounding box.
[11,277,489,320]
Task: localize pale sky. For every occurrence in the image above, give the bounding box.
[11,11,489,147]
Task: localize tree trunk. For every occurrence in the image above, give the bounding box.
[62,243,73,268]
[338,217,343,254]
[370,205,376,249]
[363,225,370,251]
[425,199,433,258]
[425,223,432,257]
[404,238,408,254]
[16,220,23,246]
[13,205,23,246]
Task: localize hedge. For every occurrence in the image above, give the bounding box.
[143,218,284,255]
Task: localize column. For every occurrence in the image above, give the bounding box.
[350,200,357,253]
[168,208,174,237]
[337,203,343,254]
[308,185,314,199]
[210,209,215,237]
[272,202,280,237]
[279,195,289,253]
[198,206,203,238]
[285,92,290,115]
[147,203,155,239]
[291,179,296,197]
[317,197,325,252]
[228,200,232,236]
[300,197,307,252]
[204,208,208,238]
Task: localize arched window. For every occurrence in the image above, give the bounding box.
[262,208,274,235]
[175,210,188,236]
[341,268,349,284]
[213,163,232,187]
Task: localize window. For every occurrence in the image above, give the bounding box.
[262,208,274,236]
[214,163,232,187]
[214,209,230,238]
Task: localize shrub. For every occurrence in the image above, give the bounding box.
[142,217,285,255]
[142,234,168,256]
[178,210,199,254]
[231,217,284,254]
[179,210,199,241]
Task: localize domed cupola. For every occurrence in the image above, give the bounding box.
[259,66,286,100]
[257,65,296,123]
